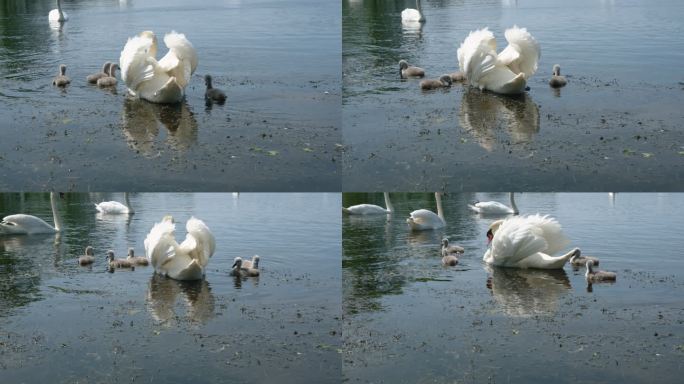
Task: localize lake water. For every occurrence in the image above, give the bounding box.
[342,0,684,191]
[0,0,341,191]
[343,192,684,383]
[0,192,341,383]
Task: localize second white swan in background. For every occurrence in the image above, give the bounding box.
[120,30,198,104]
[483,214,578,269]
[407,192,445,230]
[343,192,393,215]
[457,26,540,94]
[48,0,68,22]
[95,192,134,214]
[401,0,425,23]
[0,192,62,235]
[469,192,518,215]
[144,215,215,280]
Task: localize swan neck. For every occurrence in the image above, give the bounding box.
[124,192,133,211]
[57,0,64,17]
[383,192,393,213]
[509,192,518,214]
[435,192,444,221]
[50,192,62,232]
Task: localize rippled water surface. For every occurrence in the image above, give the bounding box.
[343,0,684,191]
[0,193,341,383]
[343,193,684,383]
[0,0,341,191]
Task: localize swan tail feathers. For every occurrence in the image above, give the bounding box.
[500,25,540,78]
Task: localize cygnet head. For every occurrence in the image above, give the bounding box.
[399,60,409,70]
[439,75,453,86]
[109,63,119,77]
[486,220,504,243]
[231,257,243,269]
[59,64,67,75]
[252,255,260,268]
[106,250,115,261]
[85,246,94,256]
[102,62,111,73]
[586,259,595,271]
[205,74,213,88]
[442,238,449,248]
[553,64,561,76]
[128,248,135,257]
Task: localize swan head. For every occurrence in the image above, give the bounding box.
[139,30,158,57]
[85,246,94,256]
[552,64,561,76]
[59,64,67,75]
[106,250,115,261]
[439,75,453,87]
[128,248,135,258]
[231,257,243,269]
[486,220,505,243]
[399,60,409,70]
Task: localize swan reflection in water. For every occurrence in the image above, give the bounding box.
[121,98,198,157]
[459,88,540,152]
[146,274,215,327]
[484,265,571,317]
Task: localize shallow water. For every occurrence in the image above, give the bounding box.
[342,0,684,191]
[0,0,341,191]
[343,193,684,383]
[0,193,341,383]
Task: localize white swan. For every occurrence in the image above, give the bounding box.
[48,0,68,22]
[0,192,62,235]
[343,192,393,215]
[95,192,134,214]
[469,192,519,215]
[401,0,424,22]
[144,215,215,281]
[483,214,579,269]
[407,192,446,230]
[120,31,198,104]
[457,26,540,95]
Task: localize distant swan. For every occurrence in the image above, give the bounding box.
[585,260,616,283]
[407,192,446,230]
[0,192,63,235]
[48,0,68,22]
[95,192,133,214]
[120,30,198,104]
[483,214,579,269]
[457,26,540,94]
[343,192,393,215]
[401,0,424,22]
[549,64,567,88]
[469,192,519,215]
[144,215,215,281]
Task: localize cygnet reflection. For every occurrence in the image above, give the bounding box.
[459,89,540,152]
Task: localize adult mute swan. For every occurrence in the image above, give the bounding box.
[144,215,215,281]
[457,26,540,95]
[95,192,134,214]
[343,192,393,215]
[483,214,579,269]
[120,31,198,104]
[407,192,446,230]
[48,0,68,22]
[0,192,62,235]
[401,0,425,23]
[469,192,518,215]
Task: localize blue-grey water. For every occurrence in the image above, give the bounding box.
[343,193,684,383]
[0,192,341,383]
[342,0,684,191]
[0,0,341,191]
